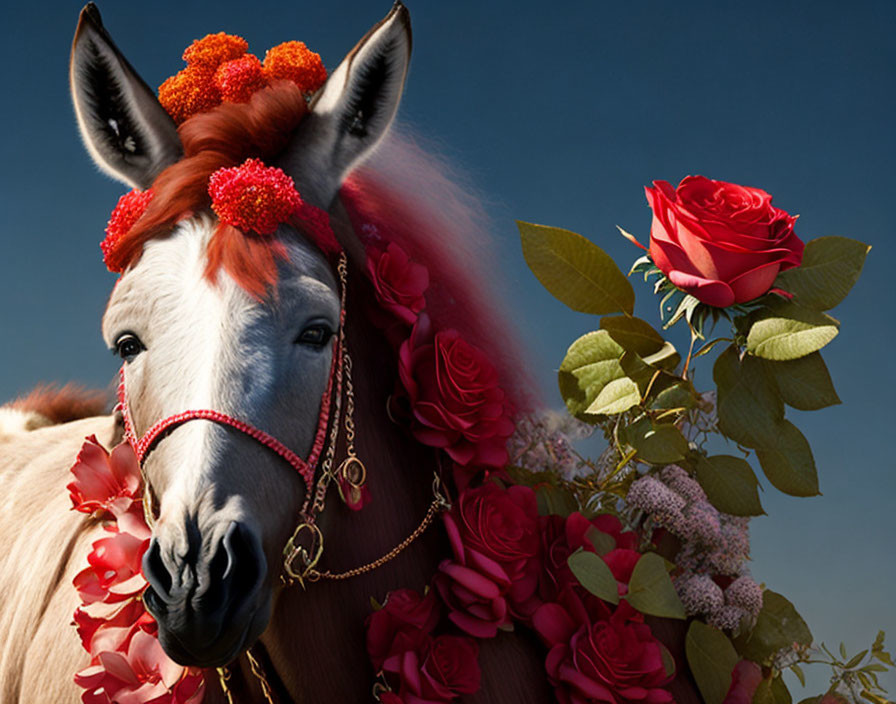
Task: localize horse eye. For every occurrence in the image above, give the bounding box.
[114,334,144,362]
[296,324,333,348]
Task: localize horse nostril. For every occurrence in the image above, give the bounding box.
[198,522,265,615]
[143,537,174,599]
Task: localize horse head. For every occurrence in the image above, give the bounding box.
[69,2,411,668]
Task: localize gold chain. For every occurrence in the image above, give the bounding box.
[246,648,276,704]
[216,667,235,704]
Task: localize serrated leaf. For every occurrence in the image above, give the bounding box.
[519,221,635,314]
[686,621,740,704]
[774,236,870,310]
[695,455,765,516]
[746,302,839,361]
[714,345,784,449]
[764,353,841,411]
[736,590,813,663]
[624,417,690,464]
[756,421,820,497]
[567,550,619,604]
[558,331,627,419]
[600,315,666,356]
[586,376,641,415]
[625,552,686,619]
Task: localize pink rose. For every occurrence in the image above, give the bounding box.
[397,314,515,467]
[644,176,803,307]
[383,635,481,703]
[366,242,430,327]
[367,588,441,671]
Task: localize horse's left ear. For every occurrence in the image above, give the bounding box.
[70,3,183,189]
[278,2,412,208]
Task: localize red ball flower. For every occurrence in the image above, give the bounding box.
[182,32,248,67]
[208,158,302,235]
[263,41,328,94]
[397,314,515,467]
[644,176,804,307]
[158,64,221,125]
[383,635,481,703]
[367,588,441,671]
[214,54,268,103]
[102,190,154,272]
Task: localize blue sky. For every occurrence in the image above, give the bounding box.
[1,0,893,696]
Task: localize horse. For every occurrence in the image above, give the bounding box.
[0,4,560,702]
[0,4,701,703]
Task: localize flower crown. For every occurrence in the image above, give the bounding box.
[101,33,335,273]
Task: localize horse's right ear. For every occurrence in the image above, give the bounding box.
[70,3,182,189]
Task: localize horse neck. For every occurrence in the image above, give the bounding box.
[255,265,447,702]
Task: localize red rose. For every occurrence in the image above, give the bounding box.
[540,512,641,604]
[644,176,803,307]
[447,484,541,616]
[367,243,430,327]
[383,635,481,703]
[723,660,763,704]
[535,602,674,704]
[397,314,515,467]
[367,588,441,671]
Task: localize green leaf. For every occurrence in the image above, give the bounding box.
[625,552,686,619]
[695,455,765,516]
[686,621,740,704]
[558,331,627,419]
[764,353,841,411]
[694,337,731,359]
[736,590,813,664]
[754,676,793,704]
[714,346,784,449]
[650,383,697,411]
[871,630,894,667]
[755,421,820,497]
[624,417,690,464]
[586,376,641,415]
[791,664,806,688]
[845,650,870,669]
[746,302,839,361]
[643,341,681,370]
[567,550,620,604]
[536,484,579,517]
[519,221,635,314]
[585,525,615,556]
[774,236,870,310]
[600,315,666,356]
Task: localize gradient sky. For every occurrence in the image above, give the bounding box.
[1,0,893,696]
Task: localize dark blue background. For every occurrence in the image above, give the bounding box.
[1,1,893,695]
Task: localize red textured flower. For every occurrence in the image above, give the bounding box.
[263,41,327,94]
[367,588,441,671]
[534,601,674,704]
[366,243,430,327]
[102,190,154,272]
[214,54,268,103]
[446,483,541,619]
[183,32,248,67]
[383,635,481,704]
[158,64,221,125]
[397,314,515,467]
[68,436,142,516]
[208,158,302,235]
[74,630,205,704]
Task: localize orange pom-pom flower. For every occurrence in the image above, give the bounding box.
[102,189,154,272]
[158,65,220,124]
[209,159,302,236]
[214,54,269,104]
[183,32,248,67]
[263,41,327,95]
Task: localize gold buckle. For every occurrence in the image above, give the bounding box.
[282,522,324,588]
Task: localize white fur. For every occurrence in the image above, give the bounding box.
[0,408,51,438]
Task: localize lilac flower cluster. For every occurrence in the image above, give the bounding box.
[627,464,763,631]
[508,410,594,480]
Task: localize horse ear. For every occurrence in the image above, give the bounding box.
[70,3,182,189]
[278,2,412,208]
